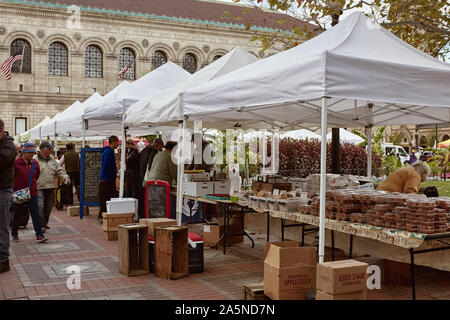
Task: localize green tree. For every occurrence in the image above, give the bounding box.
[388,132,403,145]
[231,0,449,60]
[351,126,385,155]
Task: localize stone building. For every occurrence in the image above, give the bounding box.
[0,0,306,136]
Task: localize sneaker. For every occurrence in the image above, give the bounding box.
[11,234,19,242]
[36,235,47,243]
[97,218,103,223]
[0,260,10,273]
[41,228,46,234]
[45,225,50,229]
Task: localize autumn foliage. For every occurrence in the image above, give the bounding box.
[278,137,382,177]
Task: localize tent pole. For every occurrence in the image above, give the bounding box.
[319,97,328,264]
[54,122,58,157]
[367,126,373,178]
[119,112,126,198]
[367,103,373,179]
[82,116,86,148]
[176,119,185,227]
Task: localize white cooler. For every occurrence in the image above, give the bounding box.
[213,180,231,194]
[183,182,214,197]
[107,198,138,219]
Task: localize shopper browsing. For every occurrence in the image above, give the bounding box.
[11,142,47,243]
[98,135,119,222]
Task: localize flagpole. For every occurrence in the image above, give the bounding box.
[19,44,25,73]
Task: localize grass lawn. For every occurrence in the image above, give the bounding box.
[421,180,450,197]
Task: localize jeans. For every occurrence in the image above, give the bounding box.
[67,171,80,205]
[38,189,54,228]
[0,189,12,264]
[98,180,117,219]
[11,196,43,238]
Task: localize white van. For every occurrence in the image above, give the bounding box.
[382,143,410,164]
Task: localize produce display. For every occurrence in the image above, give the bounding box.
[301,190,450,234]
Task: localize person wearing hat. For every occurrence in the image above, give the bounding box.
[137,138,164,218]
[0,119,17,273]
[11,143,47,243]
[34,142,70,231]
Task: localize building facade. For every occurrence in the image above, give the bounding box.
[0,0,303,136]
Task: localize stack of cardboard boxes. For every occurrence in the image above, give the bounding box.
[316,259,369,300]
[264,242,317,300]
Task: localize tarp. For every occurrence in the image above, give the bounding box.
[125,47,258,128]
[84,62,190,136]
[162,12,450,128]
[326,128,364,145]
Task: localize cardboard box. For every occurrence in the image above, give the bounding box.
[202,224,243,246]
[264,242,317,300]
[67,206,87,217]
[315,290,367,300]
[317,259,369,295]
[183,181,214,197]
[102,213,134,232]
[139,218,177,237]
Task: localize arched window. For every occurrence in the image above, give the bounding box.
[442,134,449,141]
[182,53,197,74]
[213,55,223,61]
[119,48,136,80]
[10,39,31,74]
[151,50,167,70]
[48,42,68,76]
[84,45,102,78]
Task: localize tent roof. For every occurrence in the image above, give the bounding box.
[84,81,130,120]
[41,101,82,137]
[326,128,364,145]
[164,12,450,129]
[83,63,190,136]
[124,47,258,127]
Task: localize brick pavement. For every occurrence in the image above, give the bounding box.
[0,206,449,300]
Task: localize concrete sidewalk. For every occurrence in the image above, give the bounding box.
[1,206,449,300]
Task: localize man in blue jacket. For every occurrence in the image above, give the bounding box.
[97,135,119,222]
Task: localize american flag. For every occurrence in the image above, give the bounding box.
[118,58,135,80]
[1,50,23,80]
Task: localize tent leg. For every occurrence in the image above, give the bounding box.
[54,122,58,157]
[176,120,185,226]
[119,113,126,198]
[319,97,328,264]
[367,126,373,178]
[82,117,86,149]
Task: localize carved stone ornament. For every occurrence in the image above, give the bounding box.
[258,50,265,58]
[142,39,149,48]
[203,45,210,53]
[173,42,180,50]
[73,33,81,42]
[108,37,116,45]
[0,26,6,35]
[37,30,45,39]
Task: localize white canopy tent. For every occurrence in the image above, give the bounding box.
[84,63,191,197]
[28,116,52,141]
[282,129,321,140]
[326,128,364,145]
[125,47,259,225]
[125,12,450,262]
[84,62,190,137]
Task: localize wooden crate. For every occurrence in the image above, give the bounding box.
[243,283,271,300]
[118,224,149,277]
[155,226,189,280]
[102,213,134,232]
[67,206,87,217]
[104,230,118,241]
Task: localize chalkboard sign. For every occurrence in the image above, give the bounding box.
[145,180,170,219]
[80,148,103,218]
